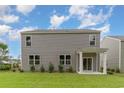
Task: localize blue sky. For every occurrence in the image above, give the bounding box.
[0,5,123,58]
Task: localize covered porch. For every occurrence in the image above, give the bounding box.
[76,47,108,74]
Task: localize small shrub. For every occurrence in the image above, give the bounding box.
[48,63,54,73]
[111,69,115,72]
[13,63,17,68]
[100,67,103,72]
[58,65,64,73]
[115,68,120,73]
[16,64,19,68]
[0,64,11,70]
[20,70,24,72]
[40,65,45,72]
[67,66,73,73]
[19,69,24,72]
[30,65,35,72]
[12,69,16,72]
[107,71,113,75]
[107,68,111,71]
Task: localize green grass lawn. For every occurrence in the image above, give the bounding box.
[0,71,124,88]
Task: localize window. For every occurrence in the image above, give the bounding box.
[26,36,31,46]
[66,55,71,65]
[35,55,40,64]
[29,55,34,65]
[60,55,64,65]
[29,55,40,65]
[59,55,71,65]
[89,35,96,46]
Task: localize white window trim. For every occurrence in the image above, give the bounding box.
[83,57,93,72]
[28,55,34,65]
[28,54,41,65]
[65,55,72,65]
[26,35,32,47]
[89,34,96,46]
[59,54,72,65]
[59,55,65,65]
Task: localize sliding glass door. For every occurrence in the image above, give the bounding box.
[83,57,93,71]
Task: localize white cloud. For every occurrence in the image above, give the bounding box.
[0,5,10,15]
[77,6,114,29]
[49,6,114,29]
[16,5,36,15]
[9,26,38,40]
[50,14,69,29]
[0,25,11,35]
[0,15,19,24]
[91,24,110,40]
[98,24,110,33]
[0,6,20,24]
[92,24,110,33]
[78,18,96,29]
[49,6,93,29]
[69,5,92,17]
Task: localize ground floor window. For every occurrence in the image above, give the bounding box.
[66,55,71,65]
[59,55,71,65]
[35,55,40,64]
[29,55,40,65]
[60,55,64,65]
[29,55,34,65]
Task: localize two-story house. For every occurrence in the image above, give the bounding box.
[101,36,124,73]
[21,29,107,74]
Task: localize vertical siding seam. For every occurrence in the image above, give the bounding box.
[119,40,121,70]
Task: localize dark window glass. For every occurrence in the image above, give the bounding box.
[35,55,40,64]
[29,55,34,64]
[26,36,31,46]
[66,55,71,65]
[60,55,64,59]
[83,58,87,70]
[90,41,95,45]
[89,35,96,46]
[26,42,31,46]
[88,58,92,70]
[26,36,31,41]
[93,36,95,40]
[60,55,64,65]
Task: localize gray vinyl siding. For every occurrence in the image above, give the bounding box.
[21,31,100,71]
[101,37,119,69]
[121,42,124,72]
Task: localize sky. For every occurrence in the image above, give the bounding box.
[0,5,124,58]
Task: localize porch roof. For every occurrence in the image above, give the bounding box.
[77,47,108,53]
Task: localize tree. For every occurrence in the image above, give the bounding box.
[0,43,9,61]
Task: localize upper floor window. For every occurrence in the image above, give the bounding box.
[26,36,31,46]
[89,35,96,46]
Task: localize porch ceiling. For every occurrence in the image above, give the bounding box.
[77,47,108,53]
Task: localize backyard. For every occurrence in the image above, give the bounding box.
[0,72,124,88]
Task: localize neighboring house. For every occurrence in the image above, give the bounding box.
[101,36,124,73]
[0,60,10,64]
[21,29,107,74]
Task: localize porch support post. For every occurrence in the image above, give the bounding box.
[103,52,107,74]
[96,53,98,72]
[79,52,83,73]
